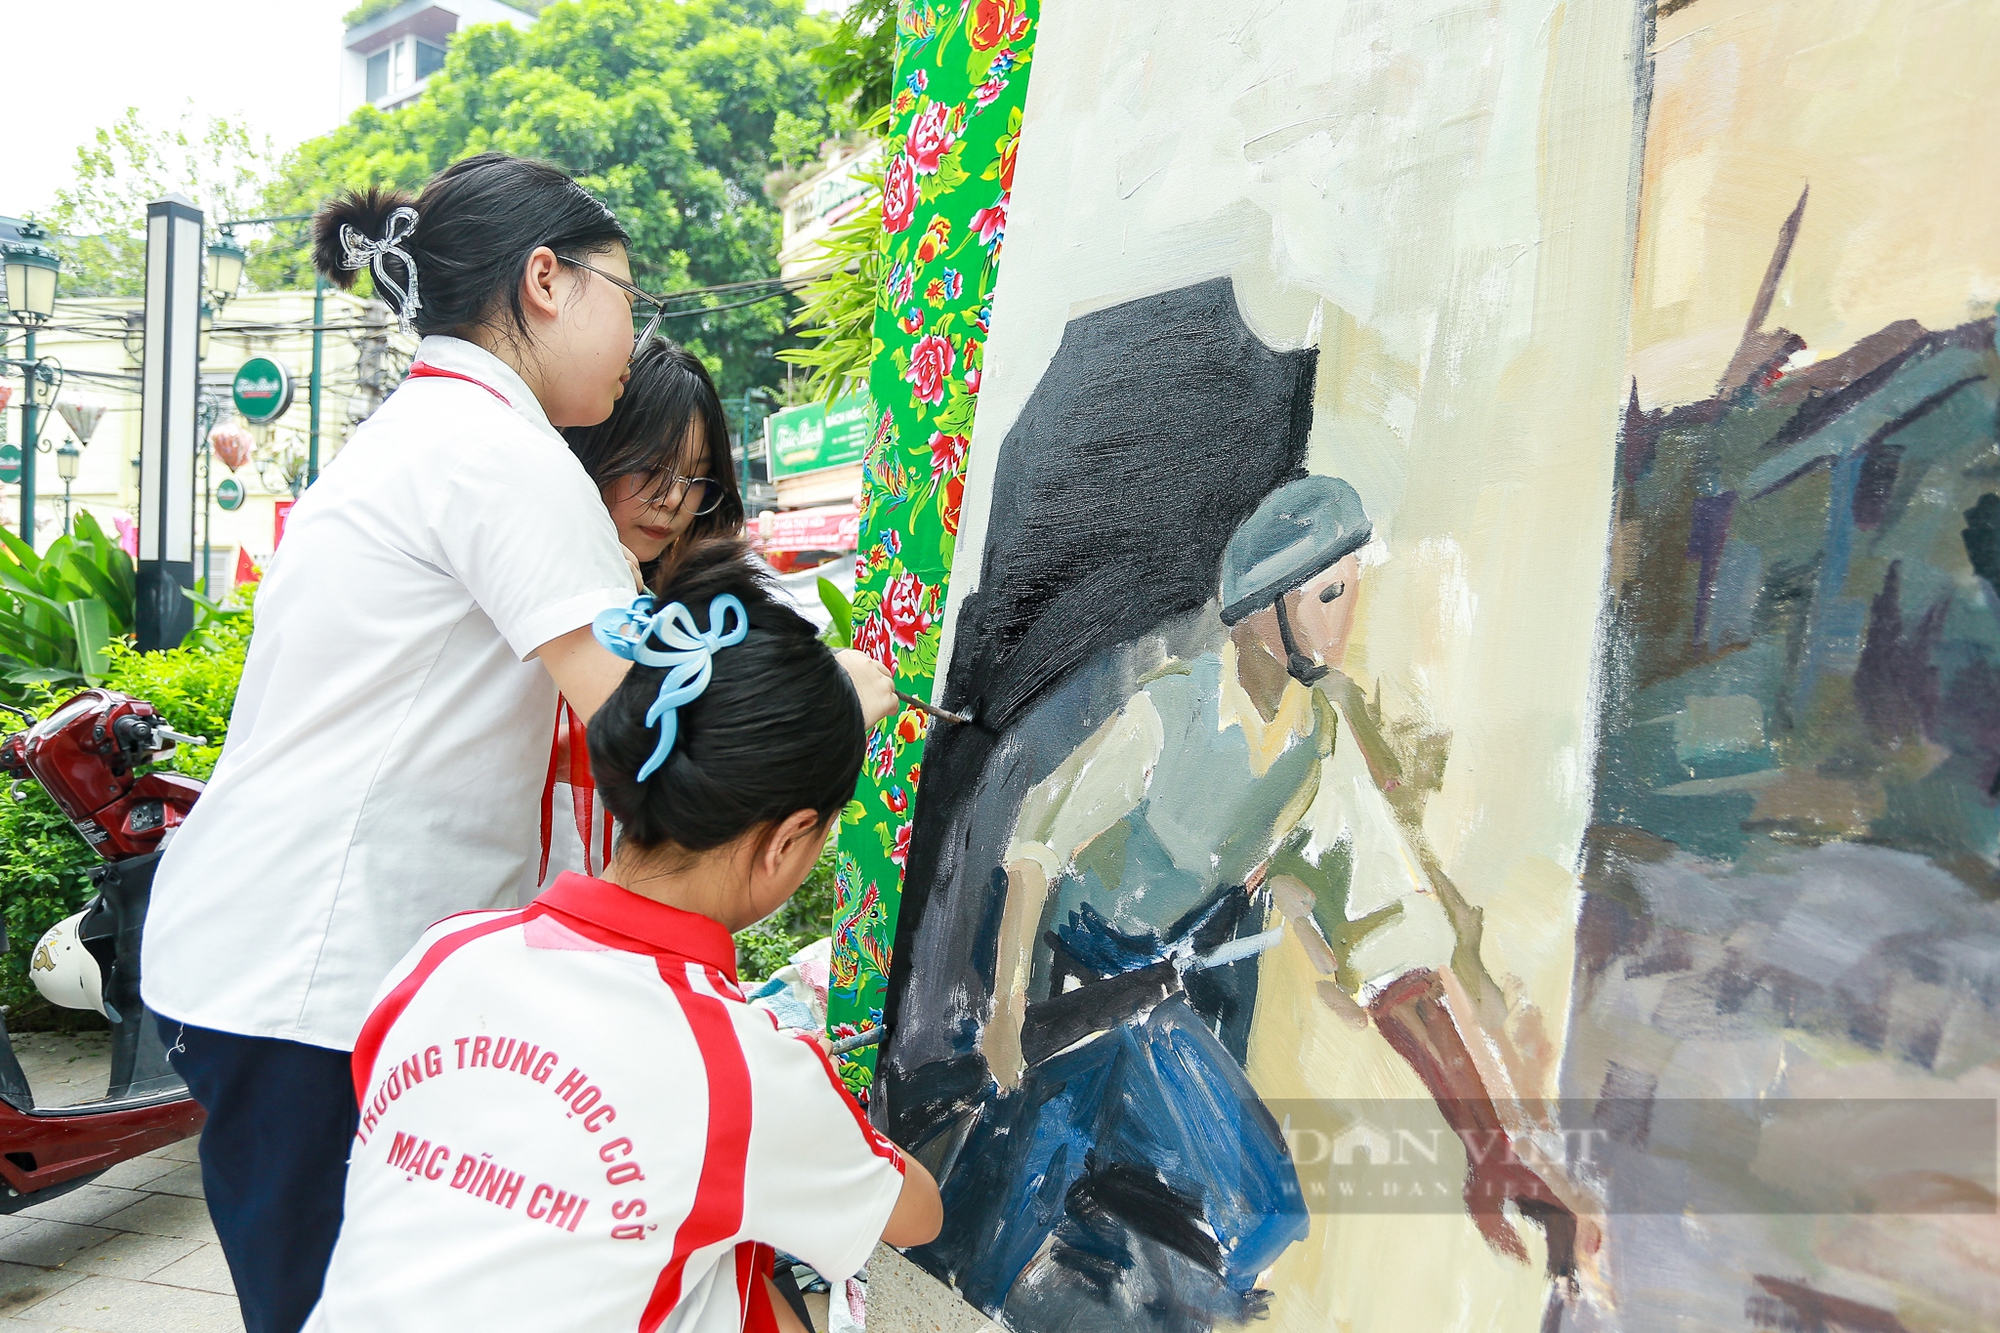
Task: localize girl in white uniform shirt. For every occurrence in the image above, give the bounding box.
[305,539,940,1333]
[137,153,895,1333]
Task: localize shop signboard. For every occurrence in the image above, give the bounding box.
[757,502,860,552]
[763,394,873,479]
[232,357,294,426]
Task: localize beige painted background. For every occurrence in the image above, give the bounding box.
[922,0,1645,1328]
[1632,0,2000,404]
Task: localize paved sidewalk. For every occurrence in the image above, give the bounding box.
[0,1028,236,1333]
[0,1136,237,1332]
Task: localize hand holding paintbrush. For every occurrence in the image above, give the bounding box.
[895,690,974,726]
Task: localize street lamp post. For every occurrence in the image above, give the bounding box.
[54,398,103,542]
[739,386,777,510]
[55,442,79,537]
[193,393,232,593]
[3,225,63,545]
[210,217,327,485]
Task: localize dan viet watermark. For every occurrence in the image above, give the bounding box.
[1256,1099,1997,1215]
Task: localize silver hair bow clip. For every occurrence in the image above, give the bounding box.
[337,205,422,335]
[591,593,749,780]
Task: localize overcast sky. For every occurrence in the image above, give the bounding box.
[8,0,361,218]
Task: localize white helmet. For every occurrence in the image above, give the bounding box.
[30,911,108,1018]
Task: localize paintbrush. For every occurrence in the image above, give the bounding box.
[894,690,974,726]
[828,1026,885,1057]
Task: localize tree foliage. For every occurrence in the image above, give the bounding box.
[775,142,883,404]
[265,0,835,399]
[812,0,896,114]
[45,108,279,298]
[778,4,896,403]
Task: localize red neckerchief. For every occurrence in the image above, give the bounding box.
[405,361,512,405]
[540,698,613,884]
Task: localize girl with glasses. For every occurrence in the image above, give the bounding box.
[564,337,745,593]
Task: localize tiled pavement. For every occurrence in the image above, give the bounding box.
[0,1033,236,1332]
[0,1137,237,1332]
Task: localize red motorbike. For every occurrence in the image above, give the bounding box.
[0,689,207,1210]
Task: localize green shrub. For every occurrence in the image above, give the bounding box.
[0,593,252,1026]
[733,839,839,983]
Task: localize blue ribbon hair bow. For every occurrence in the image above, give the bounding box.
[590,592,749,780]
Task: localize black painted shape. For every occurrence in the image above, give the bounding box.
[1965,493,2000,595]
[941,276,1317,737]
[883,278,1315,1138]
[1063,1159,1224,1276]
[1020,962,1178,1066]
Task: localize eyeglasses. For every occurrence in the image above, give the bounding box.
[558,254,668,352]
[635,471,727,517]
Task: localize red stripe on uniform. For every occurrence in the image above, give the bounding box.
[737,1241,780,1333]
[640,960,754,1333]
[802,1041,906,1172]
[349,909,534,1103]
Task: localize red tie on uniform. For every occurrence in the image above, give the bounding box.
[404,362,512,405]
[539,698,614,884]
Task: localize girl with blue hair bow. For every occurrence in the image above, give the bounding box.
[308,537,941,1333]
[549,336,895,877]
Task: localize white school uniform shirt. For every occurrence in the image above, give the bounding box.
[305,872,908,1333]
[142,337,635,1051]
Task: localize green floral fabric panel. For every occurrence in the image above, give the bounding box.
[826,0,1039,1094]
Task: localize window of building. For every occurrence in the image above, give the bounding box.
[415,39,447,81]
[366,48,390,101]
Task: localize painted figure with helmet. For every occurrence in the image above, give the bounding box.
[942,475,1593,1328]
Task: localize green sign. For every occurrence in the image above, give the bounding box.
[215,477,245,511]
[0,445,18,486]
[232,356,294,426]
[764,393,874,479]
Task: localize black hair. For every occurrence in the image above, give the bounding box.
[312,152,630,340]
[588,537,864,855]
[564,338,745,590]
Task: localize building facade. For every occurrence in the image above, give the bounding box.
[768,140,881,524]
[2,289,410,589]
[339,0,538,118]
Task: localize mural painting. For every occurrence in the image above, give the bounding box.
[878,0,1639,1329]
[863,0,1998,1331]
[1560,0,2000,1328]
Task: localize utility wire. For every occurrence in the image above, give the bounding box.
[657,286,808,320]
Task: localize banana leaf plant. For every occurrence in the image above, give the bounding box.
[0,512,136,696]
